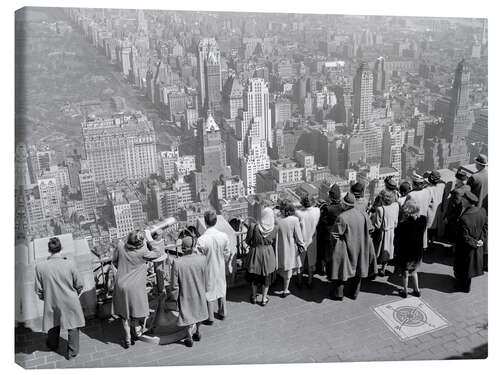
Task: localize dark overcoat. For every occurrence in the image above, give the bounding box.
[453,206,487,280]
[468,168,488,208]
[327,207,377,281]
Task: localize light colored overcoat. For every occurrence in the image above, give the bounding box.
[196,227,231,301]
[35,253,85,332]
[296,206,320,267]
[169,253,209,327]
[276,215,305,271]
[112,241,161,320]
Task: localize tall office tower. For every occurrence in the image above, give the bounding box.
[79,166,97,215]
[353,62,374,123]
[381,124,403,172]
[294,76,307,104]
[469,109,488,145]
[244,78,272,147]
[37,178,61,219]
[373,57,387,94]
[159,148,179,181]
[347,135,366,166]
[109,186,146,239]
[82,112,157,184]
[352,121,382,165]
[271,98,292,128]
[222,75,244,120]
[481,19,488,46]
[195,111,232,195]
[241,132,271,196]
[197,38,222,115]
[445,59,473,142]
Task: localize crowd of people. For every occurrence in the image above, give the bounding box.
[33,154,488,360]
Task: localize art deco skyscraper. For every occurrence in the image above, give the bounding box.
[445,59,473,142]
[353,62,373,123]
[195,111,231,196]
[197,38,222,115]
[244,77,272,147]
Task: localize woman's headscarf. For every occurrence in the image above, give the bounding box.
[258,207,275,236]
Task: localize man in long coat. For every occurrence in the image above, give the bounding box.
[453,191,487,293]
[351,182,369,213]
[445,170,470,245]
[35,237,85,360]
[169,236,209,347]
[317,184,344,275]
[327,193,378,301]
[196,211,232,324]
[467,154,488,208]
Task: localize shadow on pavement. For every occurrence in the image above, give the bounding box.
[446,343,487,359]
[15,326,68,357]
[422,243,454,267]
[80,318,124,347]
[417,272,456,293]
[360,279,400,296]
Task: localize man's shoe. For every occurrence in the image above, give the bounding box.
[185,338,193,347]
[202,319,214,326]
[67,354,78,361]
[412,290,421,298]
[215,313,225,321]
[193,332,201,342]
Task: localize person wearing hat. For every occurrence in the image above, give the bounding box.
[317,184,344,276]
[34,237,85,360]
[444,170,471,245]
[112,230,163,348]
[371,189,400,277]
[351,182,369,213]
[425,170,446,246]
[453,191,487,293]
[369,176,399,214]
[168,235,209,347]
[327,193,377,301]
[406,172,433,251]
[467,154,488,208]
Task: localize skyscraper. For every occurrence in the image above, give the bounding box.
[222,75,244,120]
[445,59,473,142]
[82,112,157,184]
[373,57,386,94]
[241,135,271,195]
[197,38,222,115]
[195,111,232,196]
[244,78,272,147]
[353,62,373,123]
[37,178,61,219]
[79,165,97,215]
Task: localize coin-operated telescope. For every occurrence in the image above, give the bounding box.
[147,217,177,235]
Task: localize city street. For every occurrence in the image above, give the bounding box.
[15,245,487,369]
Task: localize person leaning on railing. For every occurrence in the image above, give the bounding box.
[112,230,162,349]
